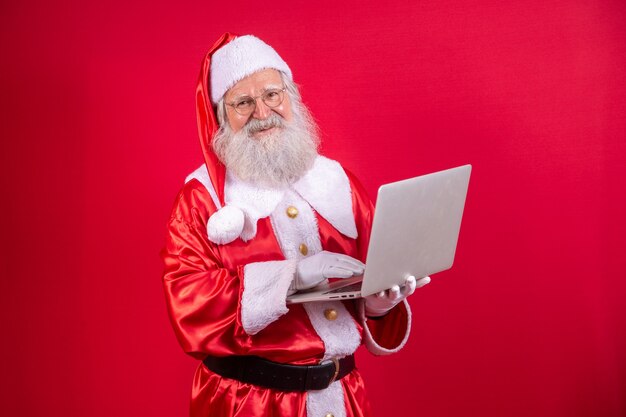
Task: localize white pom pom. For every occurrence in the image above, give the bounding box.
[207,205,245,244]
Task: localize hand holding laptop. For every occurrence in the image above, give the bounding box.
[364,275,431,317]
[287,165,471,305]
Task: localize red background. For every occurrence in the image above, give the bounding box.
[2,1,625,416]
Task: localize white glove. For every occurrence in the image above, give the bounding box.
[294,250,365,290]
[364,275,431,317]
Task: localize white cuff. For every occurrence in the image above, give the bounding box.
[359,299,412,355]
[241,259,297,335]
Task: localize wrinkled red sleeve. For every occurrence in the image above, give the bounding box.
[161,184,250,359]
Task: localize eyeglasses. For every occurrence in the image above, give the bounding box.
[226,87,287,116]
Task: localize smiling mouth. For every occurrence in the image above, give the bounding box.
[252,126,279,138]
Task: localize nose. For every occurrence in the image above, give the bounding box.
[252,98,272,120]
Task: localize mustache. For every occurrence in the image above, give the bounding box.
[244,114,285,135]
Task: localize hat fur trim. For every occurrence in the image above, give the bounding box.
[210,35,292,104]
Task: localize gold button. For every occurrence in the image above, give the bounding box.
[325,414,334,417]
[286,206,299,218]
[299,243,308,256]
[324,308,338,321]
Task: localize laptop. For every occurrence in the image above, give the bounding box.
[286,164,471,304]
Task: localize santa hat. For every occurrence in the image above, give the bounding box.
[210,35,292,105]
[195,33,293,244]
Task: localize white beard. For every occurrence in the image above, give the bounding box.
[212,105,320,188]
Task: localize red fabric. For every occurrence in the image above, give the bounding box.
[195,32,238,207]
[364,302,409,350]
[162,167,405,416]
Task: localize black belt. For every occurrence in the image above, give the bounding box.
[202,354,355,392]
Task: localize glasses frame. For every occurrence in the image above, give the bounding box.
[226,87,287,116]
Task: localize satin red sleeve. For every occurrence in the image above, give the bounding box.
[161,184,251,359]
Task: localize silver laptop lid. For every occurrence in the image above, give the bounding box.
[361,164,471,296]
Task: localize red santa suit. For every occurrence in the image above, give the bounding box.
[162,33,412,417]
[162,155,412,417]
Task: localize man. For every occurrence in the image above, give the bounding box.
[162,33,430,417]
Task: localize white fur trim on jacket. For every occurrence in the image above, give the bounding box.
[199,155,358,245]
[302,301,361,360]
[241,259,297,335]
[293,156,358,239]
[210,35,293,104]
[269,189,322,261]
[306,380,347,417]
[359,299,412,355]
[224,170,285,241]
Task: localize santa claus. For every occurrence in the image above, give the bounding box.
[162,33,430,417]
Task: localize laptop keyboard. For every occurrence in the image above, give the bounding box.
[324,282,362,294]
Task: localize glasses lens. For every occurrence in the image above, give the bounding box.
[234,98,254,115]
[262,89,284,108]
